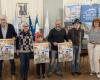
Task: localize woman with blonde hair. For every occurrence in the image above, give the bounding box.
[16,22,33,80]
[88,18,100,78]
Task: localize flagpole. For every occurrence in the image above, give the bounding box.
[43,10,49,40]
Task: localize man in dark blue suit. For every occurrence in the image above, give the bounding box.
[0,15,17,80]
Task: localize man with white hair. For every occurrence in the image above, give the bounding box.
[0,15,17,80]
[47,19,68,77]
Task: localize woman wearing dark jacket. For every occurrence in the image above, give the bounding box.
[16,23,33,80]
[68,19,84,76]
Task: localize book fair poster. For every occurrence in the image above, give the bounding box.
[58,42,73,62]
[0,39,14,60]
[33,43,49,64]
[80,4,98,22]
[64,5,81,22]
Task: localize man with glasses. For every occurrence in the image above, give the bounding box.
[0,15,17,80]
[47,20,68,77]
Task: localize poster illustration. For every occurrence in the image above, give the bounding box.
[0,39,14,60]
[64,5,81,22]
[58,42,73,62]
[33,43,49,64]
[80,4,98,22]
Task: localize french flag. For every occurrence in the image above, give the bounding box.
[33,15,41,42]
[29,16,34,38]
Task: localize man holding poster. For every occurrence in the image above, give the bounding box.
[0,15,17,80]
[47,20,68,77]
[58,42,73,62]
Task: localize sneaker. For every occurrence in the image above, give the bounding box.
[71,72,76,76]
[0,76,3,80]
[90,73,93,76]
[11,75,16,80]
[42,74,45,79]
[56,72,63,77]
[47,72,52,77]
[24,76,28,80]
[90,72,95,76]
[76,72,81,75]
[37,76,41,79]
[97,73,100,78]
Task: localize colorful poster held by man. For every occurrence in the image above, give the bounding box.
[33,43,49,64]
[58,42,73,62]
[0,39,14,60]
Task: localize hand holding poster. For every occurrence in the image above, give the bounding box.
[58,42,73,62]
[0,39,14,60]
[33,43,49,64]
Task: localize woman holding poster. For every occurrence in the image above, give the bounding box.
[88,18,100,78]
[16,23,33,80]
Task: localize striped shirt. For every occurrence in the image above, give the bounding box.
[1,25,8,38]
[89,28,100,44]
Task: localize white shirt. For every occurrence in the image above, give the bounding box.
[1,25,8,39]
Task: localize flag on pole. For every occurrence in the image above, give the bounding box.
[29,16,34,37]
[33,15,41,42]
[43,11,49,39]
[12,16,19,35]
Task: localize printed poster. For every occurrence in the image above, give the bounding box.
[58,42,73,62]
[64,5,81,22]
[0,39,14,60]
[80,4,98,22]
[33,43,49,64]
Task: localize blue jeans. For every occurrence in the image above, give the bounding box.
[47,50,62,75]
[20,53,30,77]
[0,59,16,77]
[71,45,80,73]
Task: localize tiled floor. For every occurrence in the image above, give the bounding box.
[2,56,100,80]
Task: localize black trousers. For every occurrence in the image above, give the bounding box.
[0,59,16,77]
[36,63,45,76]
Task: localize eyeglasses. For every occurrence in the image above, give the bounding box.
[1,19,6,21]
[23,26,28,27]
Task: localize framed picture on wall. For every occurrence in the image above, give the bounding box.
[16,3,28,17]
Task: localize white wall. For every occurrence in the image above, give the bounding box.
[1,0,43,27]
[0,0,100,28]
[0,0,1,15]
[43,0,63,28]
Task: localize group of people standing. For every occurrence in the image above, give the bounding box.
[0,14,100,80]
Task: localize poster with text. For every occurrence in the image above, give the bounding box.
[80,4,98,22]
[64,5,81,22]
[58,42,73,62]
[33,43,49,64]
[0,39,14,60]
